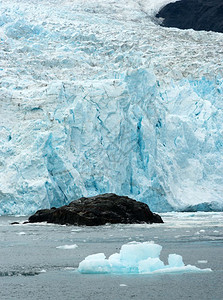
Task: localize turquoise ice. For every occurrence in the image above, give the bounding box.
[78,241,212,274]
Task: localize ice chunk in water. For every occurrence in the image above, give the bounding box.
[168,254,184,267]
[120,242,162,262]
[56,244,78,250]
[78,241,212,274]
[78,253,111,274]
[138,257,165,273]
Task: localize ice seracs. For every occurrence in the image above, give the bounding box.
[78,241,212,274]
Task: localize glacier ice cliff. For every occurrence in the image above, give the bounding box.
[0,0,223,215]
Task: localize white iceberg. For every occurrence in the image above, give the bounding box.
[56,244,78,250]
[78,241,212,274]
[78,253,111,274]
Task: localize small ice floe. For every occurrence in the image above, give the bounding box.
[213,230,219,233]
[40,269,47,273]
[119,284,127,287]
[17,232,26,235]
[198,260,208,264]
[199,230,205,233]
[56,244,78,250]
[71,228,82,232]
[78,241,212,275]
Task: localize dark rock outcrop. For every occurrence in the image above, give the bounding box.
[28,193,163,225]
[156,0,223,33]
[11,222,20,225]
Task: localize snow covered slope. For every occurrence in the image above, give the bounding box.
[0,0,223,215]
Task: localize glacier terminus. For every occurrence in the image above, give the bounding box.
[0,0,223,215]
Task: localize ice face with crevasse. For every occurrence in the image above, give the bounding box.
[78,241,212,274]
[0,0,223,215]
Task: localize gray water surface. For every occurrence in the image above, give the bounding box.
[0,213,223,300]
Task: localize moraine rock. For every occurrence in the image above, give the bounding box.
[28,193,163,226]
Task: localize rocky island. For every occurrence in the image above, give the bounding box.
[28,193,163,226]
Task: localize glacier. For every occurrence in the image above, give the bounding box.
[0,0,223,215]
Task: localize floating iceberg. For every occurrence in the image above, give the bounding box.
[78,241,212,274]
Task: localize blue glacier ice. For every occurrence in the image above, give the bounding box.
[0,0,223,215]
[78,241,212,274]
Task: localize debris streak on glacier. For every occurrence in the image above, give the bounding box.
[0,0,223,215]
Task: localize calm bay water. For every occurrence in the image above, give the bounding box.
[0,212,223,300]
